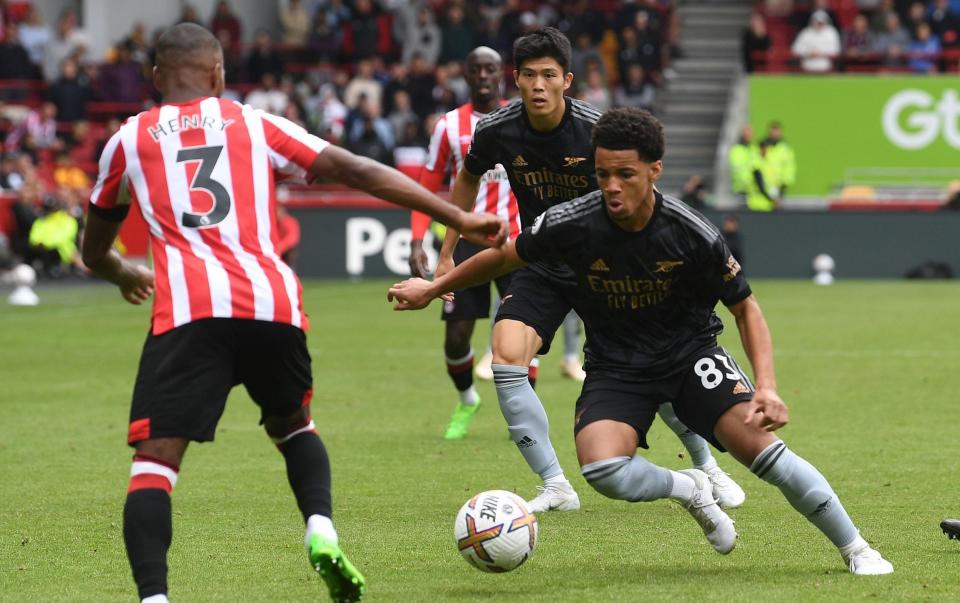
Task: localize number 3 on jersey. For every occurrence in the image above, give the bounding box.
[177,145,231,228]
[694,352,749,390]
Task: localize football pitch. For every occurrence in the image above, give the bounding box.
[2,279,958,602]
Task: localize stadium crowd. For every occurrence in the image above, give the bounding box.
[744,0,960,73]
[0,0,682,276]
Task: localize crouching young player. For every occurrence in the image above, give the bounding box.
[387,108,893,575]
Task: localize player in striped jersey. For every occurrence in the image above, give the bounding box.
[388,108,894,575]
[81,24,505,603]
[434,28,743,514]
[408,47,523,440]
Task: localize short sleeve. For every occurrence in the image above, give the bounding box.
[514,211,561,264]
[259,110,330,178]
[709,236,752,306]
[463,118,497,177]
[88,129,131,222]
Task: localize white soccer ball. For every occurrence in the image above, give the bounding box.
[454,490,538,573]
[11,263,37,287]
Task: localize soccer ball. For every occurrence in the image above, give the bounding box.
[454,490,538,573]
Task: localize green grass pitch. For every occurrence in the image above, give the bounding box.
[2,279,958,602]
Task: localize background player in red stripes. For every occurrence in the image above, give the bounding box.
[81,23,505,603]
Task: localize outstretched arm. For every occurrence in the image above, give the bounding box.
[310,146,505,247]
[389,239,527,310]
[726,294,788,431]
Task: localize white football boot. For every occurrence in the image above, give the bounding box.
[526,480,581,513]
[845,544,894,575]
[677,469,737,554]
[702,465,746,509]
[473,351,494,381]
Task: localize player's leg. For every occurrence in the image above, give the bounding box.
[442,318,482,439]
[673,346,891,574]
[240,322,364,601]
[124,438,188,603]
[574,377,735,554]
[559,310,586,382]
[123,320,235,603]
[713,405,893,575]
[657,402,746,509]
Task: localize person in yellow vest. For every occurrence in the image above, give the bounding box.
[764,121,796,201]
[729,125,758,202]
[28,196,80,276]
[746,140,782,212]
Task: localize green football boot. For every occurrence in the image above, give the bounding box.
[443,400,481,440]
[308,533,366,603]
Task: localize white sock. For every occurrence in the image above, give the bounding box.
[459,385,479,406]
[305,514,338,547]
[838,534,868,559]
[563,353,579,364]
[142,595,170,603]
[668,470,696,502]
[544,472,568,485]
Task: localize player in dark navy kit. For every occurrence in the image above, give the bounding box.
[390,108,893,575]
[436,27,743,513]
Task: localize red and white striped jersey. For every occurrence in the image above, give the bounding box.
[419,102,520,240]
[90,96,327,335]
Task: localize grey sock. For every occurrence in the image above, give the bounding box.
[492,364,562,480]
[581,455,673,502]
[658,403,715,468]
[562,310,581,358]
[752,440,859,548]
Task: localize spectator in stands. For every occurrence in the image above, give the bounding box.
[842,13,877,69]
[313,83,348,142]
[5,102,58,156]
[742,12,772,73]
[43,8,90,82]
[346,100,394,166]
[210,0,242,51]
[614,63,655,110]
[95,118,121,159]
[908,23,941,72]
[245,30,283,84]
[633,11,664,77]
[344,59,383,113]
[573,30,606,85]
[98,43,143,104]
[52,151,90,193]
[3,152,35,192]
[408,53,438,119]
[444,60,469,105]
[67,121,98,165]
[578,67,613,111]
[400,6,442,66]
[310,0,350,61]
[123,22,151,67]
[791,10,841,72]
[346,0,387,61]
[216,29,242,85]
[0,22,38,81]
[793,0,840,33]
[475,16,512,58]
[870,0,895,32]
[48,58,92,123]
[387,90,419,144]
[874,12,911,67]
[430,64,458,114]
[381,62,411,116]
[177,3,202,25]
[280,0,310,46]
[904,2,928,38]
[764,121,796,202]
[929,0,959,48]
[17,5,51,72]
[245,72,289,116]
[680,174,707,210]
[10,175,43,259]
[439,4,475,64]
[729,125,757,203]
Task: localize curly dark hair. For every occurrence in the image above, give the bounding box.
[591,108,665,163]
[513,27,572,72]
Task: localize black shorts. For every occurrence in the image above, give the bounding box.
[494,264,573,355]
[573,346,755,451]
[127,318,312,446]
[441,240,515,321]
